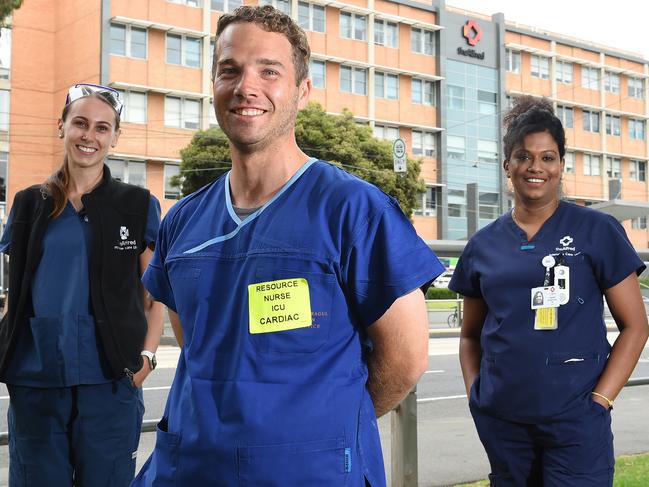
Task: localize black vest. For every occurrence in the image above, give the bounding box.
[0,166,151,379]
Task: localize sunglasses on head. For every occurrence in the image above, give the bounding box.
[65,83,124,116]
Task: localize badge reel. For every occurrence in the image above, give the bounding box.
[531,255,560,330]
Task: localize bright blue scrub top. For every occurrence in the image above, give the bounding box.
[0,196,160,387]
[450,202,644,423]
[137,159,444,486]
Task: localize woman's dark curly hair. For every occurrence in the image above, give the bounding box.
[503,96,566,161]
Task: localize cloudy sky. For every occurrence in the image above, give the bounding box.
[445,0,649,60]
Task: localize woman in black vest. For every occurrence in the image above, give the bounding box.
[0,84,163,487]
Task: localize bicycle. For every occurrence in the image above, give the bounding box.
[447,306,461,328]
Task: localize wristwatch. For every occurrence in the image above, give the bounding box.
[141,350,157,371]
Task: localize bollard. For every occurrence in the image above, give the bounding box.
[391,385,418,487]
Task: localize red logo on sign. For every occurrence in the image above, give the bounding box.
[463,20,482,46]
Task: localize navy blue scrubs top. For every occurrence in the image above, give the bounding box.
[0,195,161,387]
[450,201,645,422]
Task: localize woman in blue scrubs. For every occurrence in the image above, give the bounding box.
[0,84,162,486]
[450,96,649,486]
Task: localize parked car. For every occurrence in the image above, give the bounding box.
[433,271,454,288]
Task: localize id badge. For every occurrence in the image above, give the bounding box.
[531,286,559,331]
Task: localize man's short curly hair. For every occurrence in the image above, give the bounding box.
[212,5,311,85]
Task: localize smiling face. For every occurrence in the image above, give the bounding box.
[504,130,564,207]
[213,22,311,153]
[59,96,120,170]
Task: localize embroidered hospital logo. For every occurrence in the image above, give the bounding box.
[559,236,573,247]
[114,226,137,251]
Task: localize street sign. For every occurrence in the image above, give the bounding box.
[393,138,407,173]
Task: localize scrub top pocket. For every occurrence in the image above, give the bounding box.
[237,437,349,487]
[249,268,336,354]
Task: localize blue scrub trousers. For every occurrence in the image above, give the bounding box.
[7,378,144,487]
[470,398,614,486]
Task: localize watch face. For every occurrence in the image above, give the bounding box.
[151,354,157,370]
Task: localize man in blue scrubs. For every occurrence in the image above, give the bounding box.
[134,5,444,486]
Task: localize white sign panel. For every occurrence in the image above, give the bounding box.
[393,138,407,173]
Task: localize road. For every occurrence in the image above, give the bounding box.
[0,334,647,486]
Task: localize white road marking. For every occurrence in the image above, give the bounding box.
[424,370,444,374]
[417,394,467,403]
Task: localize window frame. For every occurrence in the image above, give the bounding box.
[604,72,620,94]
[564,151,575,174]
[374,18,398,48]
[583,153,601,177]
[166,33,203,68]
[339,65,367,95]
[582,110,600,133]
[557,105,574,129]
[506,49,520,74]
[628,77,644,99]
[298,1,326,33]
[411,78,435,106]
[410,27,434,55]
[530,55,549,80]
[115,90,148,124]
[629,118,646,140]
[605,114,621,136]
[164,96,202,129]
[555,60,573,84]
[581,66,599,90]
[606,156,621,178]
[339,11,367,41]
[412,130,436,158]
[110,23,147,59]
[374,71,399,100]
[309,59,326,89]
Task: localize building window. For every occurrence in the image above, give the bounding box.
[373,124,399,141]
[260,0,290,14]
[631,216,647,230]
[116,90,147,124]
[165,163,182,199]
[0,90,9,131]
[447,135,465,160]
[309,60,326,89]
[479,192,499,219]
[447,188,466,218]
[411,79,435,106]
[477,90,497,114]
[170,0,202,6]
[415,185,437,216]
[604,72,620,94]
[581,66,599,90]
[583,154,601,176]
[411,27,434,55]
[110,24,147,59]
[298,2,325,33]
[557,105,574,129]
[166,34,202,68]
[106,158,146,187]
[629,118,645,140]
[165,96,201,129]
[477,139,498,163]
[564,151,575,174]
[630,160,647,182]
[605,115,620,136]
[0,151,7,203]
[374,19,398,48]
[506,49,520,74]
[447,85,464,110]
[555,61,573,84]
[340,12,366,41]
[375,72,399,100]
[211,0,242,11]
[412,130,436,157]
[628,77,644,99]
[582,110,600,133]
[530,55,549,80]
[340,66,367,95]
[209,100,219,128]
[606,157,621,178]
[0,28,11,80]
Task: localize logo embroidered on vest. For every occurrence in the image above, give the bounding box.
[114,225,138,251]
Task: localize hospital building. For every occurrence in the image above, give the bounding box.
[1,0,648,252]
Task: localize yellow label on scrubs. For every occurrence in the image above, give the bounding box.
[248,278,312,334]
[534,307,558,330]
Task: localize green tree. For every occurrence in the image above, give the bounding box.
[173,102,426,216]
[1,0,23,28]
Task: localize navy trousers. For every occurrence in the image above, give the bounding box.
[470,398,614,486]
[7,379,144,487]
